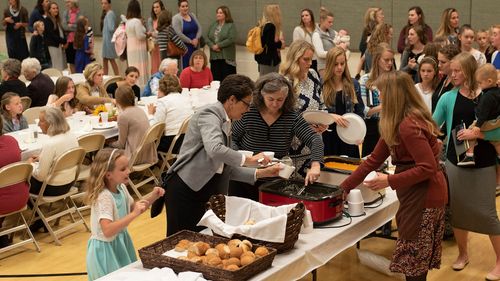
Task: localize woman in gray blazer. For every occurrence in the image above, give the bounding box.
[158,74,280,236]
[206,6,237,82]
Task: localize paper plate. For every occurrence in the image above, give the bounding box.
[336,113,366,145]
[93,121,117,130]
[302,110,334,125]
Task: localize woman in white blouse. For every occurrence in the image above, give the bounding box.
[46,76,78,117]
[148,74,193,153]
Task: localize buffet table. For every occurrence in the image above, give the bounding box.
[96,188,399,281]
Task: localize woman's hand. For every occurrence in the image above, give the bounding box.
[211,44,220,52]
[332,114,349,128]
[4,17,14,24]
[363,172,388,191]
[28,155,39,163]
[62,93,74,102]
[408,58,417,70]
[147,104,156,115]
[310,124,328,134]
[191,38,199,47]
[458,128,482,141]
[245,152,271,166]
[304,161,321,186]
[256,164,281,178]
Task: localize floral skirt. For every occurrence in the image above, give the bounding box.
[389,207,445,277]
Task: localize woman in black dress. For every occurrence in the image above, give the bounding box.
[3,0,29,61]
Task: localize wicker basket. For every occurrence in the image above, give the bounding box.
[138,230,277,281]
[206,194,305,253]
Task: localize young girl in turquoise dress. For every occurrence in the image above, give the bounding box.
[85,148,165,280]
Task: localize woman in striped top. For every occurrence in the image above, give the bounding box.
[229,73,324,201]
[156,10,186,63]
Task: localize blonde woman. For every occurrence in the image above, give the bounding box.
[359,7,384,57]
[342,71,447,281]
[359,43,395,156]
[76,62,114,110]
[360,23,393,74]
[254,4,284,76]
[322,47,364,157]
[311,7,337,77]
[436,8,460,45]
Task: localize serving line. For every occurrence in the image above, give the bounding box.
[95,188,399,281]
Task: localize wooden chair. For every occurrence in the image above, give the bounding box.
[158,116,191,174]
[23,106,43,124]
[70,133,106,213]
[41,68,63,77]
[28,147,90,246]
[103,76,124,97]
[20,96,32,112]
[0,162,40,253]
[128,122,165,199]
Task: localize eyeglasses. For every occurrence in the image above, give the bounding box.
[240,99,251,108]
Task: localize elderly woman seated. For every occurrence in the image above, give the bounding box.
[0,58,28,97]
[105,66,141,100]
[21,58,54,107]
[148,74,194,152]
[142,58,179,97]
[229,73,324,201]
[76,62,114,111]
[179,50,213,89]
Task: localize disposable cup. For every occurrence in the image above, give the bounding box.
[347,189,364,204]
[104,103,113,113]
[100,112,108,123]
[348,201,365,216]
[73,111,86,117]
[238,150,253,157]
[90,115,100,127]
[262,151,275,160]
[279,163,295,179]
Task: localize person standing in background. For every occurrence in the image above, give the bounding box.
[62,0,81,73]
[146,0,164,75]
[28,0,48,33]
[206,5,237,82]
[125,0,149,87]
[436,8,460,45]
[100,0,119,75]
[3,0,29,62]
[293,9,317,72]
[311,7,336,78]
[44,1,66,71]
[254,4,284,76]
[172,0,201,69]
[396,6,433,54]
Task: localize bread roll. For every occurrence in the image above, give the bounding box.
[254,246,269,257]
[238,240,252,253]
[226,257,241,267]
[229,245,243,258]
[215,243,230,259]
[189,256,203,263]
[178,256,189,261]
[240,255,255,266]
[207,256,222,267]
[205,248,219,257]
[188,242,210,256]
[187,251,198,259]
[225,264,240,271]
[241,251,255,259]
[174,239,192,252]
[228,239,242,248]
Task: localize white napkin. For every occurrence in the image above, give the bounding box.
[197,196,299,243]
[109,268,208,281]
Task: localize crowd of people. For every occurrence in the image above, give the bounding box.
[1,1,500,281]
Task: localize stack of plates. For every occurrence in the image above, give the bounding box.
[302,110,334,125]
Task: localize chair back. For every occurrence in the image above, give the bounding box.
[166,116,191,157]
[129,122,165,166]
[103,76,124,95]
[77,133,105,154]
[41,68,63,77]
[23,106,44,124]
[0,162,33,189]
[45,147,86,187]
[20,96,32,112]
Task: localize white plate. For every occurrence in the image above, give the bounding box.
[336,113,366,145]
[302,110,334,125]
[92,121,117,130]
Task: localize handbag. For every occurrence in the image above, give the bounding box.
[147,37,155,52]
[167,41,185,57]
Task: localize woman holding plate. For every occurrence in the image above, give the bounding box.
[229,73,324,201]
[322,47,365,157]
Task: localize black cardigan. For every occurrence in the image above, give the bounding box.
[254,23,282,66]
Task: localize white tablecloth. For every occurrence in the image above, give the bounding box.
[96,188,399,281]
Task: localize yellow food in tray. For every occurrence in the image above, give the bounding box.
[324,162,359,172]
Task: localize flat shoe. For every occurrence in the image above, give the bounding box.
[486,272,500,281]
[452,260,469,271]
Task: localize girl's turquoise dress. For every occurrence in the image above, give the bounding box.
[86,185,137,280]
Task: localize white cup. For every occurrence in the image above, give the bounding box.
[90,115,100,127]
[73,111,86,117]
[210,81,220,89]
[279,163,295,179]
[238,150,253,158]
[348,201,365,216]
[34,118,40,125]
[28,124,38,141]
[263,151,275,160]
[347,189,364,204]
[104,103,113,113]
[100,112,108,124]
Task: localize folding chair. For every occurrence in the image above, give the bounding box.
[127,122,165,199]
[23,106,43,124]
[20,96,32,112]
[41,68,63,77]
[28,147,90,246]
[0,162,40,253]
[70,133,106,213]
[158,116,191,174]
[103,76,124,97]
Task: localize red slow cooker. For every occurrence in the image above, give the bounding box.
[259,179,344,226]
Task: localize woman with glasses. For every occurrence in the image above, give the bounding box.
[229,73,324,201]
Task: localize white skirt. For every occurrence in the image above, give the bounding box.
[48,46,67,71]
